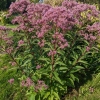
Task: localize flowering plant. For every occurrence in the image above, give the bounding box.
[0,0,100,99]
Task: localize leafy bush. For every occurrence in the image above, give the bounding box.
[0,0,15,10]
[0,0,100,99]
[0,11,17,25]
[0,11,8,25]
[0,0,7,10]
[30,0,39,3]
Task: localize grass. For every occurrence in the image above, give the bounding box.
[0,22,17,28]
[65,73,100,100]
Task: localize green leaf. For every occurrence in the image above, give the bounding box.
[53,92,60,100]
[39,57,50,64]
[22,59,31,67]
[45,42,53,49]
[66,78,75,87]
[65,33,73,40]
[84,39,89,45]
[73,52,79,59]
[78,60,88,65]
[48,97,51,100]
[59,66,68,71]
[75,77,79,83]
[53,72,63,85]
[77,46,84,52]
[43,92,50,99]
[75,66,84,69]
[51,95,54,100]
[70,66,84,73]
[54,61,66,66]
[57,50,65,56]
[70,74,76,81]
[30,93,36,100]
[57,84,65,90]
[35,94,40,100]
[43,48,51,52]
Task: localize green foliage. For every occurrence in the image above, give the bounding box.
[0,11,17,25]
[0,11,7,25]
[44,0,64,6]
[0,0,7,10]
[0,0,15,10]
[30,0,39,3]
[0,54,28,100]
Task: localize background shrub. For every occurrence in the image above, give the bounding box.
[0,0,15,10]
[44,0,64,6]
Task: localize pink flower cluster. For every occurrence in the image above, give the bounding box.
[62,0,78,9]
[48,50,57,56]
[52,32,68,49]
[7,0,100,50]
[42,6,77,31]
[0,26,11,31]
[38,39,45,47]
[21,77,34,87]
[0,28,14,54]
[35,80,48,92]
[8,78,14,84]
[36,65,41,69]
[87,22,100,34]
[18,40,24,47]
[8,0,100,32]
[62,0,100,18]
[1,34,13,45]
[79,31,97,42]
[8,0,30,15]
[6,47,14,54]
[9,61,16,66]
[21,78,48,92]
[86,46,90,52]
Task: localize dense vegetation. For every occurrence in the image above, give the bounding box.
[0,0,16,10]
[0,0,100,100]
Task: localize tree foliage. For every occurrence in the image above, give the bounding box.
[0,0,16,10]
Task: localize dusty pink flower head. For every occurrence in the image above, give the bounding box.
[0,26,11,31]
[8,78,14,84]
[89,35,96,41]
[6,47,13,54]
[36,65,41,69]
[11,62,16,66]
[9,0,30,15]
[86,46,90,52]
[60,42,68,49]
[38,40,45,47]
[48,50,57,56]
[18,40,24,46]
[52,32,69,49]
[21,77,33,87]
[35,80,48,92]
[86,22,100,33]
